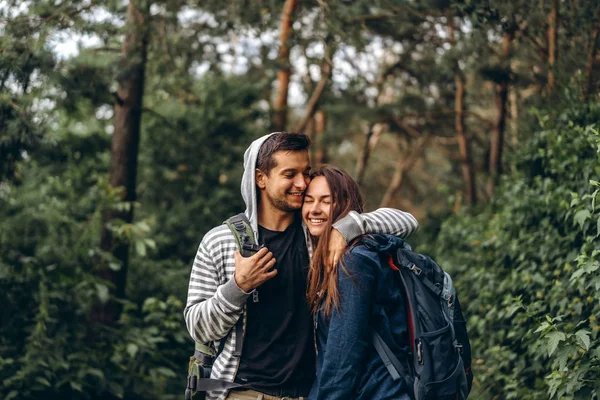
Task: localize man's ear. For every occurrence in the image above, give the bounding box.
[256,169,267,189]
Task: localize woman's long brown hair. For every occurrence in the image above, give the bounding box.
[306,165,364,318]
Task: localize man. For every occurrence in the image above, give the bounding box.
[184,132,418,400]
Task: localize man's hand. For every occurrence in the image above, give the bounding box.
[326,228,346,271]
[233,247,277,292]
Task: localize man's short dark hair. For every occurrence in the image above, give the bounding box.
[256,132,311,176]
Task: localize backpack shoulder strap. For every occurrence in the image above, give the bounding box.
[187,215,256,396]
[222,213,258,357]
[224,213,258,257]
[372,331,414,395]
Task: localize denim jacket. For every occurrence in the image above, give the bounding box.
[309,234,411,400]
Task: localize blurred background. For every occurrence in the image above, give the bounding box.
[1,0,600,399]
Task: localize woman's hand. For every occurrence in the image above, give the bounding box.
[326,228,346,270]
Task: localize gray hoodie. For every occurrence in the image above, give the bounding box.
[241,132,275,239]
[184,133,418,400]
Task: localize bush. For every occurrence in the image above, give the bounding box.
[434,100,600,399]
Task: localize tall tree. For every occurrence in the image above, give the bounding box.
[312,109,328,166]
[448,10,477,206]
[272,0,298,132]
[356,123,380,186]
[488,27,514,197]
[295,51,333,132]
[547,0,559,90]
[94,0,150,325]
[380,135,428,208]
[584,16,600,100]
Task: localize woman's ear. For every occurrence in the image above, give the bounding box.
[256,169,266,189]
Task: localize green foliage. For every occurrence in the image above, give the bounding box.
[2,0,600,399]
[434,99,600,399]
[0,70,262,399]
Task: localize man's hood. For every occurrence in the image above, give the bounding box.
[241,132,277,236]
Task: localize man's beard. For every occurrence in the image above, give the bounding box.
[270,196,301,213]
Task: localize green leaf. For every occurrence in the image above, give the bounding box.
[535,321,551,333]
[70,381,83,392]
[126,343,138,358]
[135,240,146,257]
[574,210,591,229]
[570,267,587,281]
[137,221,150,232]
[152,366,177,378]
[36,377,51,387]
[546,331,566,356]
[95,283,109,304]
[575,330,591,350]
[86,368,105,381]
[5,391,19,400]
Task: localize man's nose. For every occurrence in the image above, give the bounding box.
[294,175,307,190]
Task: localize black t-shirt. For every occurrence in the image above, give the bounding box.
[234,218,315,396]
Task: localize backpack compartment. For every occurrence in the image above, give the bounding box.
[419,355,468,400]
[415,323,467,399]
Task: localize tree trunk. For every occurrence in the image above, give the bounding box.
[272,0,298,132]
[488,31,513,197]
[356,123,382,186]
[547,0,559,89]
[295,58,332,133]
[380,136,428,208]
[509,85,519,148]
[448,10,477,206]
[94,0,149,325]
[584,19,600,101]
[305,115,316,162]
[455,74,477,206]
[313,110,327,166]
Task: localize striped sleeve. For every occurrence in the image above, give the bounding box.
[183,226,250,344]
[332,207,419,242]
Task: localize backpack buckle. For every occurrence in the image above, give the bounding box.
[187,374,197,391]
[446,293,453,308]
[455,344,464,354]
[408,263,422,276]
[416,338,424,365]
[242,242,263,252]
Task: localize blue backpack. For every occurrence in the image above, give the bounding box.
[361,236,473,400]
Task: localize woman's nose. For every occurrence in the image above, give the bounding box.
[310,202,322,215]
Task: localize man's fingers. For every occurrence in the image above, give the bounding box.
[261,258,276,271]
[250,247,268,259]
[263,269,278,281]
[256,251,274,266]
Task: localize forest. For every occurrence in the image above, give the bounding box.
[1,0,599,399]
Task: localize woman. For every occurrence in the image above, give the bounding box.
[303,165,411,400]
